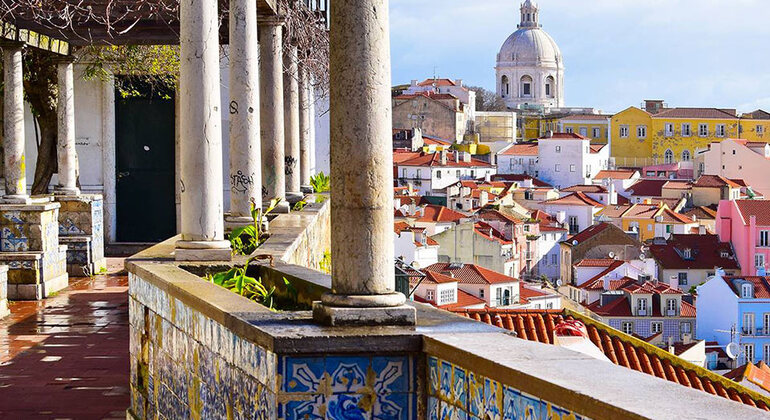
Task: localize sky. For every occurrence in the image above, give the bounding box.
[389,0,770,114]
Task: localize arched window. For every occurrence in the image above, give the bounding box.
[501,75,509,97]
[545,76,555,98]
[681,150,691,162]
[664,149,674,164]
[520,75,533,97]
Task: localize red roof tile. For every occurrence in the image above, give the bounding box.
[417,78,457,87]
[693,175,741,189]
[649,234,739,270]
[449,309,770,410]
[575,258,621,268]
[397,151,493,168]
[590,144,606,154]
[628,179,668,197]
[565,222,613,246]
[540,132,590,140]
[499,143,539,156]
[595,169,638,180]
[733,200,770,226]
[542,192,603,207]
[519,284,553,303]
[437,289,487,311]
[425,262,517,285]
[474,222,512,244]
[722,276,770,299]
[654,108,738,119]
[416,205,466,223]
[561,184,608,193]
[422,270,458,285]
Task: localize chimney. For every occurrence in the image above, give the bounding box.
[682,333,692,345]
[698,225,706,235]
[484,173,491,183]
[668,337,675,354]
[463,152,471,163]
[440,149,447,165]
[411,79,418,87]
[455,79,463,87]
[603,276,610,290]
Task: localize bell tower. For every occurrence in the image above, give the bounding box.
[519,0,540,29]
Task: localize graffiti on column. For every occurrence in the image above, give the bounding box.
[230,170,254,194]
[230,101,239,115]
[285,156,296,176]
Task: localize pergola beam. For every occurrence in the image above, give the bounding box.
[0,22,69,55]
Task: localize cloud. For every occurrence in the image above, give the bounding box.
[389,0,770,113]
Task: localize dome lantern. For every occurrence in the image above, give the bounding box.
[519,0,540,29]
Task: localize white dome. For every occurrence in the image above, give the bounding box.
[497,27,562,66]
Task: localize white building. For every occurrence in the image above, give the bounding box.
[537,133,609,189]
[395,150,496,196]
[537,223,568,281]
[540,192,604,235]
[403,78,477,127]
[592,169,641,198]
[496,0,564,109]
[496,143,538,175]
[394,222,439,269]
[696,138,770,197]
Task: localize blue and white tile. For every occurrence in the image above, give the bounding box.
[373,393,411,420]
[467,372,484,418]
[439,360,453,401]
[283,356,325,393]
[427,396,439,420]
[428,357,440,396]
[326,393,370,420]
[484,377,502,420]
[452,365,467,407]
[326,356,370,393]
[372,356,410,393]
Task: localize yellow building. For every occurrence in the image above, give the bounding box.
[598,203,698,242]
[739,110,770,141]
[611,102,740,167]
[557,114,611,144]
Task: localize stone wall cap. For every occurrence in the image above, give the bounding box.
[0,252,43,260]
[0,202,61,211]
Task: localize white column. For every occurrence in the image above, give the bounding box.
[55,59,80,196]
[101,74,117,243]
[175,0,230,261]
[298,65,311,188]
[309,82,316,176]
[226,0,261,224]
[314,0,414,325]
[259,18,289,212]
[283,45,301,198]
[2,43,28,203]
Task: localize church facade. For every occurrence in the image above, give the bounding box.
[496,1,565,110]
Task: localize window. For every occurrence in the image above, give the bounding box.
[666,299,677,315]
[402,168,407,178]
[764,313,770,335]
[545,82,551,96]
[637,125,647,138]
[551,254,557,265]
[678,272,688,286]
[436,170,442,179]
[651,322,663,334]
[744,343,755,364]
[501,75,510,97]
[426,289,435,301]
[593,127,601,138]
[569,164,576,172]
[621,322,633,334]
[509,159,515,170]
[755,253,765,269]
[683,248,692,259]
[664,123,674,137]
[680,322,692,336]
[479,288,484,298]
[565,127,574,134]
[416,169,421,179]
[681,150,691,161]
[742,283,754,299]
[637,298,647,314]
[758,125,765,135]
[496,287,502,306]
[440,288,455,305]
[579,127,588,137]
[568,216,579,234]
[521,75,533,97]
[760,231,770,247]
[666,225,673,234]
[716,124,726,137]
[682,123,691,136]
[619,125,629,138]
[698,123,708,137]
[545,76,555,98]
[765,344,770,364]
[555,146,561,153]
[664,149,674,164]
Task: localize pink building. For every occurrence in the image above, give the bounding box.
[716,200,770,276]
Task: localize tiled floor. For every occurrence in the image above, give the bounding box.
[0,258,130,419]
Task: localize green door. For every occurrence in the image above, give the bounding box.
[115,80,176,242]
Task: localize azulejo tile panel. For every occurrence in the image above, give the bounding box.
[279,354,417,420]
[427,356,590,420]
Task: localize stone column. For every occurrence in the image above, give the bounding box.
[259,18,290,213]
[283,45,302,201]
[298,65,312,190]
[101,75,117,243]
[313,0,415,326]
[226,0,262,226]
[308,82,316,176]
[175,0,231,261]
[2,43,28,203]
[55,58,80,196]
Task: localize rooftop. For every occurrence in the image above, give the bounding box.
[396,151,494,168]
[425,262,518,285]
[693,175,742,189]
[594,169,639,180]
[415,205,467,223]
[649,234,739,270]
[541,192,604,207]
[653,107,738,119]
[498,143,539,156]
[732,200,770,226]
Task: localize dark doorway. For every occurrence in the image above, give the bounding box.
[115,78,176,242]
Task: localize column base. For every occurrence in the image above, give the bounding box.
[285,191,304,205]
[312,301,416,326]
[0,195,32,204]
[175,239,232,261]
[301,185,314,194]
[0,249,69,300]
[265,200,291,214]
[53,186,81,196]
[55,194,105,277]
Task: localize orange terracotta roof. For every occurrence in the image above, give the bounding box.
[437,289,486,311]
[581,276,636,291]
[416,205,466,223]
[595,169,638,180]
[422,134,453,146]
[722,276,770,299]
[519,284,554,303]
[499,143,538,156]
[589,144,606,153]
[394,221,411,234]
[539,132,590,140]
[565,222,613,246]
[575,258,620,268]
[561,184,608,193]
[422,270,458,285]
[397,151,494,168]
[474,222,512,244]
[417,78,457,87]
[693,175,741,189]
[425,262,517,285]
[733,200,770,226]
[659,208,696,224]
[542,192,604,207]
[628,179,669,197]
[451,309,770,410]
[725,362,770,394]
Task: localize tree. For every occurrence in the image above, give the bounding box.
[467,85,509,112]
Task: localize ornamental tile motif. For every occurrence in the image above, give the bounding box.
[280,354,415,420]
[428,356,589,420]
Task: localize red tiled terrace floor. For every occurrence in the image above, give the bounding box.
[0,258,129,419]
